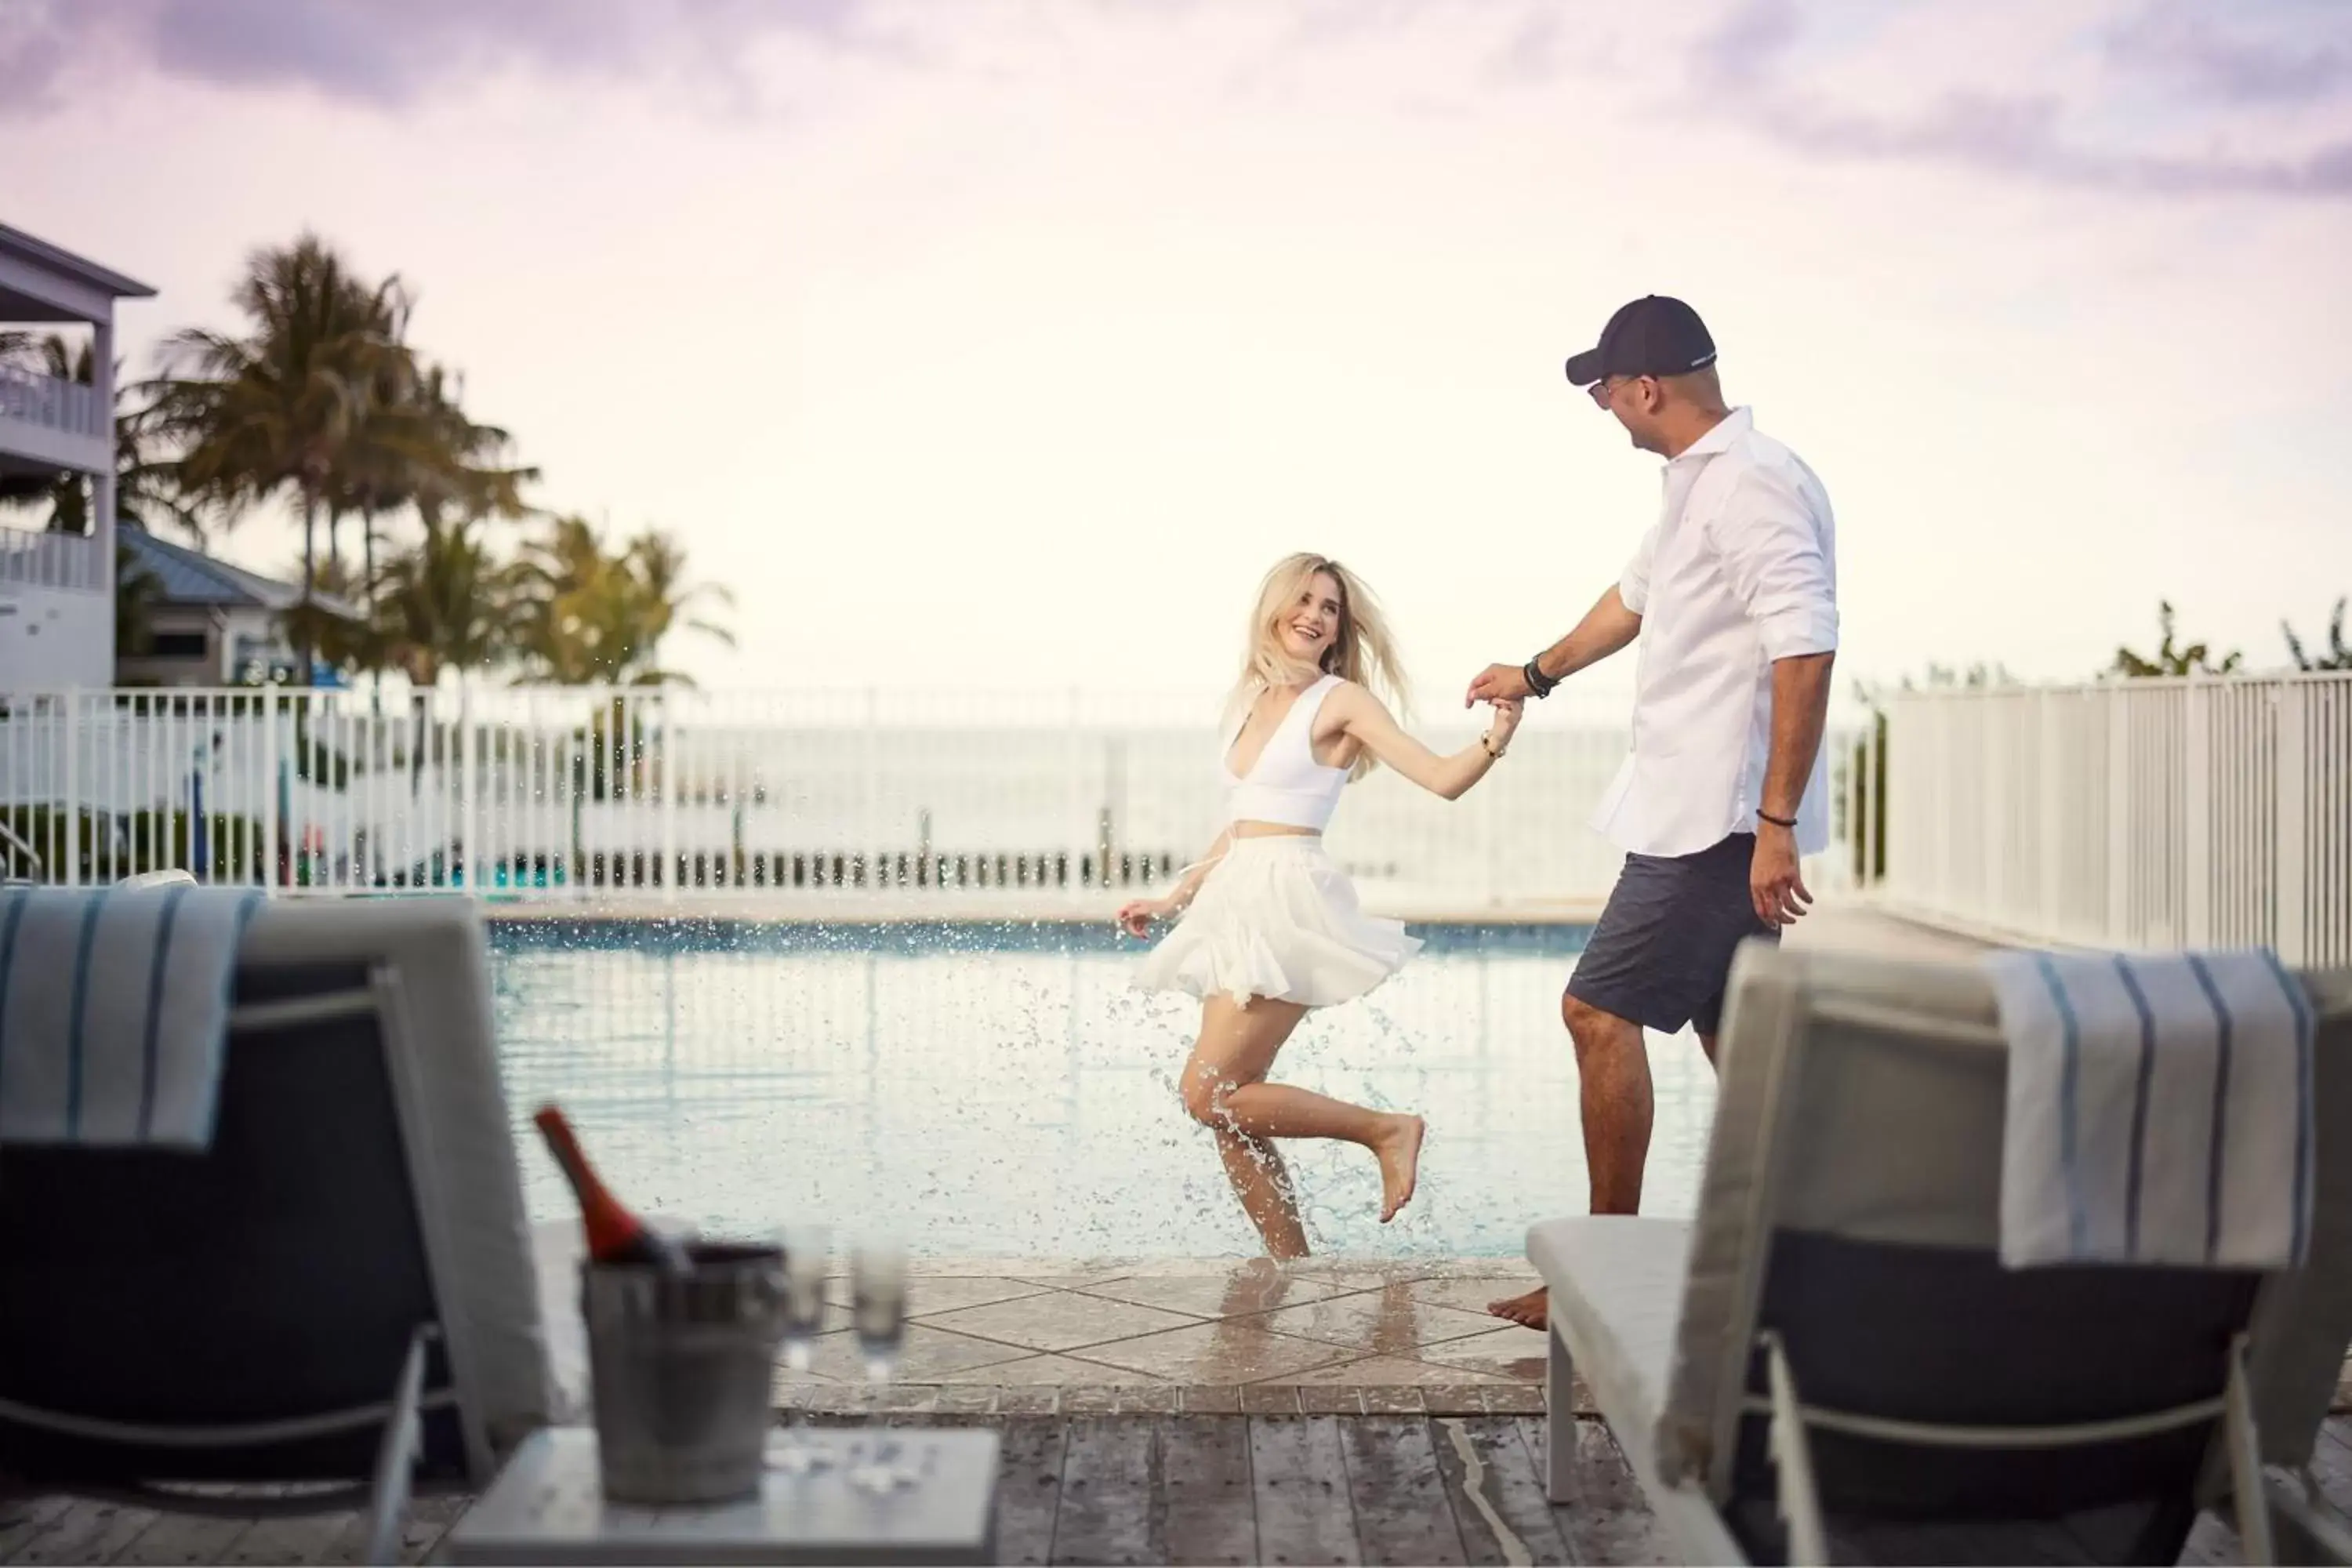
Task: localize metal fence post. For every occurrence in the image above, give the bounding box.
[2276,680,2309,968]
[62,690,81,887]
[2107,691,2132,947]
[659,691,678,906]
[2183,677,2212,949]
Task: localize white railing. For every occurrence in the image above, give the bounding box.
[0,524,103,591]
[0,364,106,444]
[1881,672,2352,967]
[0,685,1871,914]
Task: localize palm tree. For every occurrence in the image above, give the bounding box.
[114,542,160,665]
[371,515,514,690]
[0,332,207,542]
[143,234,416,677]
[369,514,517,797]
[509,515,735,685]
[623,528,736,680]
[334,362,538,688]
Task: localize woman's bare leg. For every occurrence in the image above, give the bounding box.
[1181,995,1427,1250]
[1209,1123,1309,1260]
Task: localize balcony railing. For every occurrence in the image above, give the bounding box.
[0,524,101,591]
[0,364,106,445]
[1881,671,2352,967]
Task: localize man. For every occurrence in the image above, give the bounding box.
[1466,295,1838,1331]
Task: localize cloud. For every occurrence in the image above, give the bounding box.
[1690,0,2352,200]
[0,0,897,115]
[2104,2,2352,107]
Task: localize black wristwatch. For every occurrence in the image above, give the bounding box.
[1522,658,1559,699]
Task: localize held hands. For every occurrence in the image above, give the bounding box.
[1484,696,1524,750]
[1750,826,1813,930]
[1465,662,1533,708]
[1116,897,1172,938]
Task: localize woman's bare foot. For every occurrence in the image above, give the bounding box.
[1486,1287,1547,1330]
[1370,1114,1425,1223]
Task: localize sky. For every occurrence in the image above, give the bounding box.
[6,0,2351,706]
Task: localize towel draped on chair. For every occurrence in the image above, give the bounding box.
[1984,947,2315,1271]
[0,884,263,1150]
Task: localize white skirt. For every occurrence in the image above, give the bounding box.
[1131,835,1422,1009]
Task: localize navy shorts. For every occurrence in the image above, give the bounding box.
[1566,833,1777,1036]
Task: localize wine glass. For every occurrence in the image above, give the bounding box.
[847,1239,910,1493]
[768,1224,831,1476]
[851,1240,906,1384]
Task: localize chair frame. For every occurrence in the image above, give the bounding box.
[0,953,510,1565]
[1539,953,2352,1566]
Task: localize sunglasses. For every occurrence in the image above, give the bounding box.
[1588,374,1654,408]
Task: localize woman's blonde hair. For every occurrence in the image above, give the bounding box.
[1226,553,1407,781]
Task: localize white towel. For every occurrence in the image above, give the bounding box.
[0,884,263,1150]
[1984,948,2315,1271]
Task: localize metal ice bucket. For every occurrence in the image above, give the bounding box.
[580,1240,787,1504]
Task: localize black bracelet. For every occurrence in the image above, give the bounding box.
[1522,658,1559,698]
[1756,809,1798,829]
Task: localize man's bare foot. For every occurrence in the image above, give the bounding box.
[1487,1287,1547,1330]
[1371,1114,1425,1223]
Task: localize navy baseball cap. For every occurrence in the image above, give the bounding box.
[1563,296,1718,387]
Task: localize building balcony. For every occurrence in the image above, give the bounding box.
[0,521,102,592]
[0,363,110,474]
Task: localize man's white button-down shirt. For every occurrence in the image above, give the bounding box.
[1589,406,1840,860]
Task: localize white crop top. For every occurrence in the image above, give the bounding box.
[1222,674,1349,831]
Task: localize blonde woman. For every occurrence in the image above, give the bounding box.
[1120,554,1523,1259]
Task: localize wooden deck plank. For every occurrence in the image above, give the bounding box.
[1516,1417,1674,1568]
[1337,1417,1465,1566]
[0,1497,73,1561]
[1250,1417,1361,1566]
[6,1499,158,1566]
[1429,1416,1573,1567]
[1051,1417,1163,1566]
[1157,1416,1257,1567]
[2310,1417,2352,1517]
[2176,1512,2241,1568]
[219,1511,361,1567]
[111,1512,254,1566]
[313,1494,469,1566]
[994,1416,1073,1568]
[16,1406,2344,1566]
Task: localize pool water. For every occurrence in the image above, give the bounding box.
[490,921,1719,1258]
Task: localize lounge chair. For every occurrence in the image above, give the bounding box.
[0,897,552,1565]
[1530,942,2352,1565]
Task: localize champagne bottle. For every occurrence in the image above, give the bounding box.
[532,1105,694,1274]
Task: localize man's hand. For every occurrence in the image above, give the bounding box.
[1465,662,1533,709]
[1751,825,1812,929]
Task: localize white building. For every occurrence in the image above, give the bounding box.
[115,521,364,688]
[0,222,154,691]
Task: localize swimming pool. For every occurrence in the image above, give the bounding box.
[489,920,1719,1258]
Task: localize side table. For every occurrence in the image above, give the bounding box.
[441,1426,1000,1565]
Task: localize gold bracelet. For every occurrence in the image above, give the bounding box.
[1480,731,1506,759]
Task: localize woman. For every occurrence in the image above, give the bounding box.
[1119,553,1522,1258]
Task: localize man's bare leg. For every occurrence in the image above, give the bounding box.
[1488,992,1657,1330]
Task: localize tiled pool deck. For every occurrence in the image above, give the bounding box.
[528,903,2009,1417]
[534,1237,1559,1417]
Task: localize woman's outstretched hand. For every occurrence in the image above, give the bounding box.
[1486,695,1524,748]
[1116,897,1170,938]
